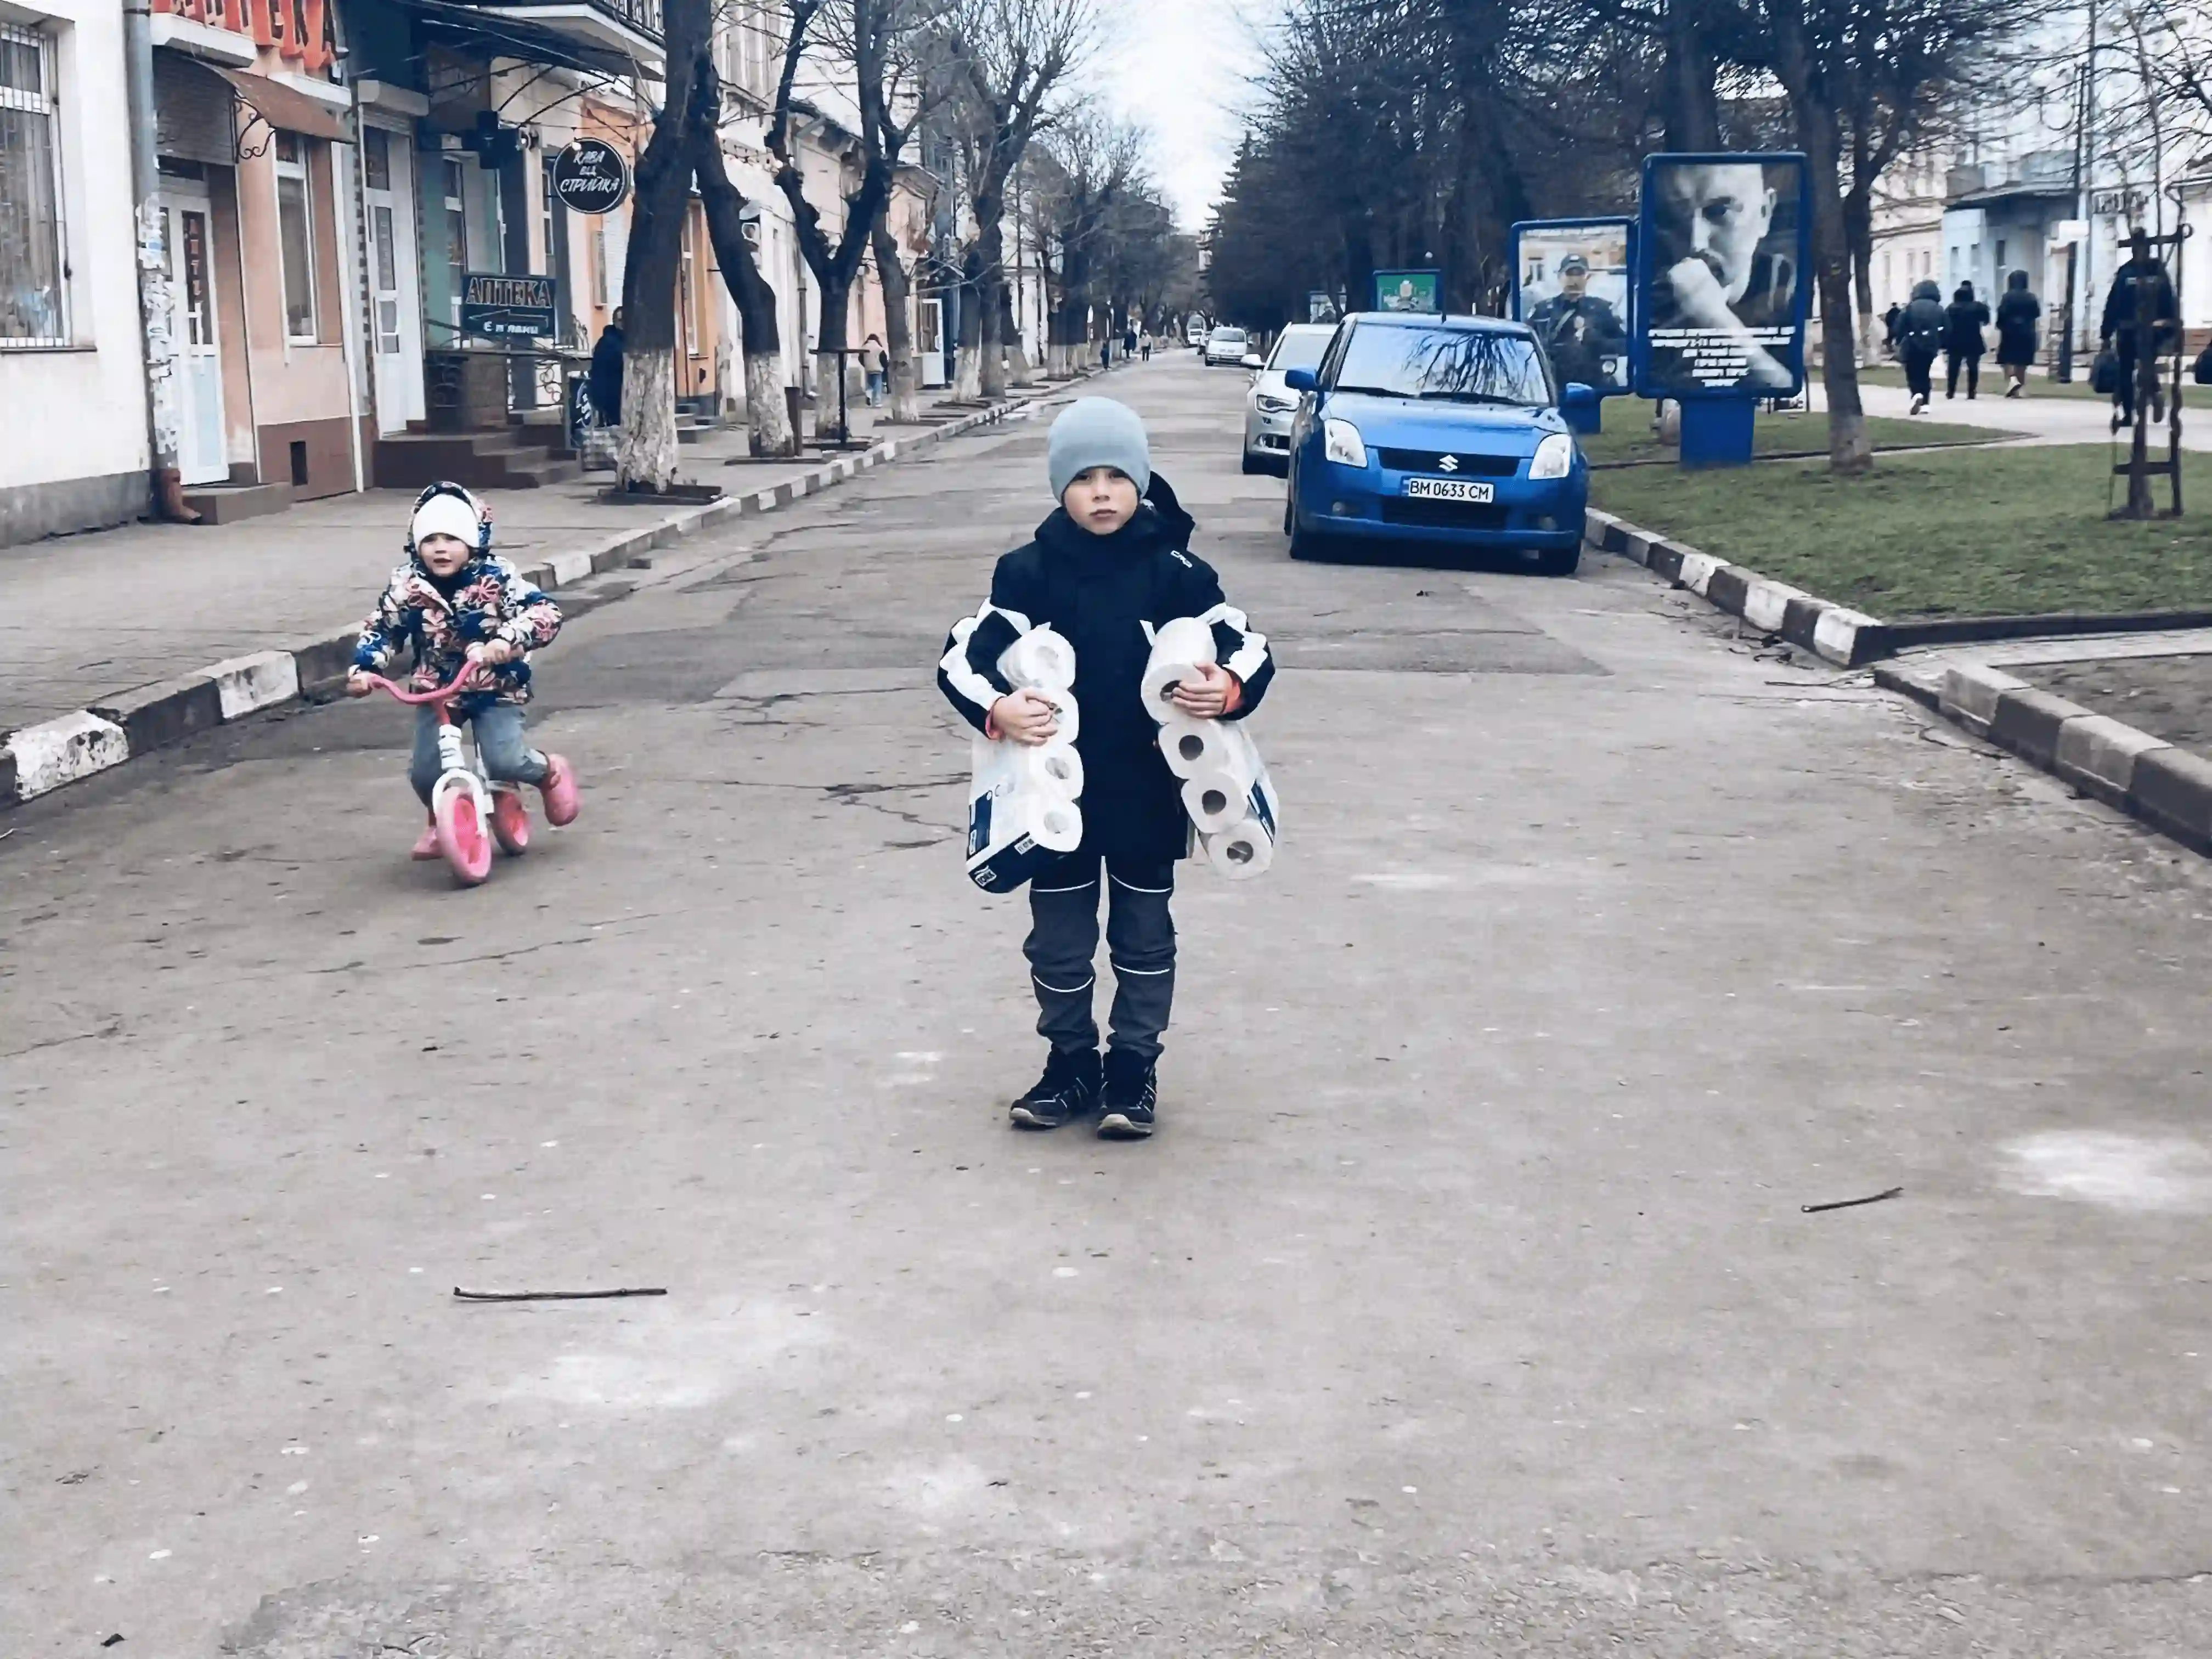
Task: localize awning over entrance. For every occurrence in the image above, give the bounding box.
[208,65,353,145]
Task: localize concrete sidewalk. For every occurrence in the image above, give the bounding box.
[0,400,985,736]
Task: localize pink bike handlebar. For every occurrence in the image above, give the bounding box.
[357,665,488,705]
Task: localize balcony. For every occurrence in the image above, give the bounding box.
[442,0,663,66]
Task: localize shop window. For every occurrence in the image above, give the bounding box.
[274,132,318,342]
[443,157,467,334]
[363,126,391,193]
[0,24,67,347]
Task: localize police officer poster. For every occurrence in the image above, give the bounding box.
[1511,219,1632,393]
[1634,152,1810,398]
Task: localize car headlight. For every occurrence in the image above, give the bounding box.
[1256,393,1295,414]
[1528,432,1576,480]
[1323,419,1368,468]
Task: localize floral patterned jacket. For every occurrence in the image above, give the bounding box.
[352,552,562,713]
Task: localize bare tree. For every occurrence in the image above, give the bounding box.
[1031,110,1144,375]
[943,0,1095,398]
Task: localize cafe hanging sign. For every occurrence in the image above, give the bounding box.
[549,139,631,215]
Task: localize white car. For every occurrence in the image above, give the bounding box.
[1242,323,1336,474]
[1186,319,1207,347]
[1203,326,1249,366]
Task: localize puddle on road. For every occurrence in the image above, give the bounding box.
[2000,1130,2212,1213]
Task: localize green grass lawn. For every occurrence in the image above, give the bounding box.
[1853,362,2104,401]
[1593,444,2212,618]
[1577,409,2006,467]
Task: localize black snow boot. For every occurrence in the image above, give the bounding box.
[1097,1048,1158,1140]
[1010,1047,1101,1130]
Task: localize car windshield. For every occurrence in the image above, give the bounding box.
[1267,330,1331,372]
[1211,329,1244,343]
[1331,324,1553,405]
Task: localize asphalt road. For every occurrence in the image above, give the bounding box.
[7,354,2212,1656]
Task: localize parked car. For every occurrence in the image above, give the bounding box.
[1242,322,1338,475]
[1186,319,1207,347]
[1282,312,1595,574]
[1203,326,1249,366]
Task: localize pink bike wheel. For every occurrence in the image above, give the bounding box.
[436,792,493,885]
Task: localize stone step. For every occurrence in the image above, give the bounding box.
[180,482,292,525]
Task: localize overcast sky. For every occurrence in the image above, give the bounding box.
[1094,0,1259,231]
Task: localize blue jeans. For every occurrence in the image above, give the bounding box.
[409,703,548,806]
[865,370,885,405]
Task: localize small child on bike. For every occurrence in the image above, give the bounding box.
[345,482,579,857]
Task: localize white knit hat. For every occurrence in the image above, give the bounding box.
[410,490,483,551]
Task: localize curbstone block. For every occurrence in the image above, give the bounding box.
[546,549,595,585]
[1582,508,1624,550]
[0,745,14,805]
[1986,687,2096,771]
[1742,579,1809,636]
[200,651,299,720]
[4,710,129,800]
[1704,563,1752,614]
[1618,528,1659,567]
[1812,605,1880,667]
[88,673,224,754]
[1675,550,1725,594]
[285,629,360,693]
[1938,664,2031,735]
[1644,540,1687,582]
[2053,713,2170,808]
[2129,745,2212,852]
[520,562,556,589]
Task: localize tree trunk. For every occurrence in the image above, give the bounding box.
[978,229,1007,399]
[814,272,854,444]
[693,122,795,457]
[618,351,680,489]
[613,1,704,493]
[1805,117,1871,474]
[954,250,983,399]
[870,220,921,421]
[1844,184,1875,366]
[1662,3,1722,150]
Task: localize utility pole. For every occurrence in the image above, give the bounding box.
[121,0,194,522]
[2081,0,2099,366]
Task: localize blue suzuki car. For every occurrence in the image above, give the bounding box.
[1283,312,1595,574]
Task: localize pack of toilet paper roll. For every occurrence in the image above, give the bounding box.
[955,609,1087,891]
[1144,613,1280,881]
[951,605,1277,889]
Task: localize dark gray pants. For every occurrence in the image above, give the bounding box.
[1025,854,1176,1062]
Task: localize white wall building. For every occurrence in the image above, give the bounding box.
[0,0,151,543]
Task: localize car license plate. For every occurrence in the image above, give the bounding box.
[1403,476,1494,503]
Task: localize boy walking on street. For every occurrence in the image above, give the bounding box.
[938,399,1274,1138]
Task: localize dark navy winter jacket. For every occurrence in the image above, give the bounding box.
[937,475,1275,865]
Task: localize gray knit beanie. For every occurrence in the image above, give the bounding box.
[1047,397,1151,501]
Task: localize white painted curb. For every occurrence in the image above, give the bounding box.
[5,712,129,799]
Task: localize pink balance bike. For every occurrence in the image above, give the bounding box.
[359,665,533,885]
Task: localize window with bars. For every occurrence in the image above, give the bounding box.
[0,24,67,347]
[274,131,318,342]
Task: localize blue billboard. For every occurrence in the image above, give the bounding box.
[1632,153,1811,400]
[1510,217,1634,396]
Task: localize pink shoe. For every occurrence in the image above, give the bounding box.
[410,816,441,860]
[538,753,580,826]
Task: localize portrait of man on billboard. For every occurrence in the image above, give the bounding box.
[1518,228,1630,392]
[1639,155,1807,396]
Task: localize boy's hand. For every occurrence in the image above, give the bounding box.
[467,639,519,667]
[345,668,374,698]
[990,689,1060,747]
[1170,663,1239,719]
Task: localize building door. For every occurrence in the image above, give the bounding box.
[918,296,946,386]
[363,126,424,433]
[160,183,226,485]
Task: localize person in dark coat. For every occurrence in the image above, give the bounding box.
[2101,239,2180,429]
[1898,280,1947,414]
[1882,302,1904,357]
[1994,270,2042,398]
[588,307,625,427]
[937,398,1275,1139]
[1944,281,1990,399]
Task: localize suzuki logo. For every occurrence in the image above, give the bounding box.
[1437,454,1459,472]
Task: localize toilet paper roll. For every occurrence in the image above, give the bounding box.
[1159,711,1238,780]
[1206,817,1274,879]
[1015,741,1085,801]
[1042,689,1078,746]
[998,625,1077,693]
[1022,795,1084,854]
[1182,757,1263,836]
[1140,616,1218,722]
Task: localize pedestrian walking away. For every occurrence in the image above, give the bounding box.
[2100,235,2180,431]
[861,333,887,407]
[936,397,1276,1140]
[1140,329,1153,360]
[346,483,581,859]
[588,307,625,427]
[1882,301,1904,358]
[1899,280,1946,414]
[1943,281,1989,399]
[1994,269,2042,398]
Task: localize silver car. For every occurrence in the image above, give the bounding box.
[1240,323,1337,475]
[1203,326,1249,366]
